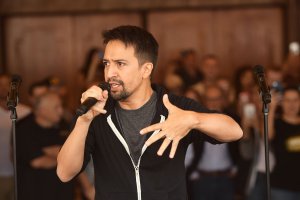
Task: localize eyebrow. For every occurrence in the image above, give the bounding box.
[102,59,128,63]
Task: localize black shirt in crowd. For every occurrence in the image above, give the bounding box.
[16,114,74,200]
[271,118,300,192]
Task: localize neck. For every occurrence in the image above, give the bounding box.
[118,81,153,110]
[35,115,54,128]
[283,114,300,124]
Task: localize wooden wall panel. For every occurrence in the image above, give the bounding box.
[5,16,74,104]
[0,0,286,14]
[148,7,284,81]
[4,13,141,107]
[73,13,141,74]
[4,8,284,107]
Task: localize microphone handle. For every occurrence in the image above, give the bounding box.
[76,97,98,116]
[75,82,110,116]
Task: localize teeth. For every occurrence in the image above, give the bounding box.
[111,84,119,88]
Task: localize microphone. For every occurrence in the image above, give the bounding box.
[7,75,22,110]
[253,65,271,104]
[76,82,111,116]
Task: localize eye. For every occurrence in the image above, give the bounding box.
[103,61,109,67]
[117,62,125,67]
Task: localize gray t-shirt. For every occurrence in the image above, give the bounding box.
[115,92,157,165]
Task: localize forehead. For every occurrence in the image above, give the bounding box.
[39,94,61,106]
[103,40,136,59]
[283,90,300,99]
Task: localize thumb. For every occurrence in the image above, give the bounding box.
[163,94,174,111]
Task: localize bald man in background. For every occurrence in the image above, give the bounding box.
[16,92,74,200]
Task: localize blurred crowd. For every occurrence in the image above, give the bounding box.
[0,46,299,200]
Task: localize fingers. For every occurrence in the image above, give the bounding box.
[157,138,172,156]
[79,85,109,120]
[169,139,179,158]
[140,123,162,135]
[155,136,179,159]
[163,94,174,111]
[81,85,107,103]
[144,129,179,159]
[92,101,107,114]
[144,130,165,146]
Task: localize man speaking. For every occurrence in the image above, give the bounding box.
[57,25,243,200]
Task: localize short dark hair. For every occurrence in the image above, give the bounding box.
[201,54,219,63]
[283,85,300,96]
[28,80,49,96]
[102,25,159,70]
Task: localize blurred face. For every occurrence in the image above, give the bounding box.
[281,90,300,117]
[29,86,48,106]
[267,70,282,86]
[240,70,254,89]
[183,53,197,69]
[201,58,220,81]
[204,87,224,111]
[37,93,63,125]
[103,40,150,101]
[0,75,10,101]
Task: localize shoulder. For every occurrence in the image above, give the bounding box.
[16,113,35,128]
[16,103,31,119]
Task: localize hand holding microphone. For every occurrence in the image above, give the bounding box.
[76,83,110,120]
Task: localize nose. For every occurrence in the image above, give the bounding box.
[105,64,118,80]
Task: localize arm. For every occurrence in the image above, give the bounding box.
[57,86,108,182]
[43,145,61,158]
[31,145,62,169]
[140,94,243,158]
[31,155,57,169]
[57,119,91,182]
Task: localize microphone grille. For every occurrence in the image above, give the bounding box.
[253,65,264,75]
[98,82,111,92]
[11,75,22,83]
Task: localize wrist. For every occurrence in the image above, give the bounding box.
[189,111,201,130]
[77,115,93,125]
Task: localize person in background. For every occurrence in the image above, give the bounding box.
[164,49,203,95]
[233,65,256,117]
[16,92,74,200]
[26,79,95,200]
[266,66,283,88]
[269,87,300,200]
[245,87,276,200]
[0,73,30,200]
[192,54,221,97]
[282,52,300,87]
[185,85,241,200]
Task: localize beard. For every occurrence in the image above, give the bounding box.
[108,78,131,101]
[111,89,131,101]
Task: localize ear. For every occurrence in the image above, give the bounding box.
[141,62,153,79]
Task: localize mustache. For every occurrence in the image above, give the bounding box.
[107,78,124,85]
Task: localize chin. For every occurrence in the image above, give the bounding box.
[111,91,131,101]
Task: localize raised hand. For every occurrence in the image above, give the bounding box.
[80,85,109,122]
[140,94,195,158]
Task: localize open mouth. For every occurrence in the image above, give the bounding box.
[109,82,122,90]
